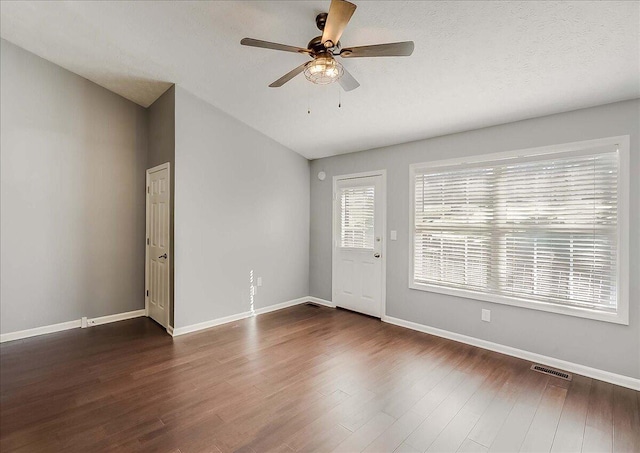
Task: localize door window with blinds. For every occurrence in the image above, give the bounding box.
[338,184,375,249]
[410,138,629,324]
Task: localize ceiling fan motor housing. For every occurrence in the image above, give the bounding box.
[315,13,328,31]
[308,36,340,55]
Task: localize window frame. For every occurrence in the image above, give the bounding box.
[408,136,630,325]
[337,181,377,251]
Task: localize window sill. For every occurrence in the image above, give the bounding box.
[409,281,628,325]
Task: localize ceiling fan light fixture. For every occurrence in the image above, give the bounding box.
[304,55,344,85]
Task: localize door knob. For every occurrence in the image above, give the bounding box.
[374,253,381,258]
[159,253,167,259]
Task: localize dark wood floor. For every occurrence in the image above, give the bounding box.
[1,304,638,453]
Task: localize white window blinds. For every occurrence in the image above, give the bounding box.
[413,149,620,314]
[339,185,375,249]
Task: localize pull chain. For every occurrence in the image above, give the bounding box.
[305,84,344,113]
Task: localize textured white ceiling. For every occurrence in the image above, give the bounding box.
[1,1,638,159]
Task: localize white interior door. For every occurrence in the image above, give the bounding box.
[333,172,385,318]
[146,163,170,328]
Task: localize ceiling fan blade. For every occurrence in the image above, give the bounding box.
[241,38,311,55]
[340,41,415,58]
[322,0,357,48]
[269,62,308,87]
[339,66,359,91]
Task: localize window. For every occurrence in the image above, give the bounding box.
[410,137,629,324]
[339,185,375,249]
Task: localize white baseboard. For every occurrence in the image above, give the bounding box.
[0,309,146,343]
[166,325,174,336]
[382,315,640,391]
[307,296,336,308]
[86,309,146,327]
[0,319,82,343]
[254,297,310,315]
[171,296,323,337]
[172,311,252,337]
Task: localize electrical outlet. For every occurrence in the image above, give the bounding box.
[257,277,262,287]
[81,317,88,328]
[390,230,397,241]
[481,309,491,322]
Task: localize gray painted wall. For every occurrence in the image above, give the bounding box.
[310,99,640,379]
[148,86,175,168]
[148,86,176,326]
[173,87,310,329]
[0,39,148,333]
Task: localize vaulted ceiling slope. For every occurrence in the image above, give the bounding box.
[1,1,638,159]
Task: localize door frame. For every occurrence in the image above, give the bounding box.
[332,169,387,318]
[145,162,171,329]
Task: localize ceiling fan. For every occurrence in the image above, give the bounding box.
[240,0,414,91]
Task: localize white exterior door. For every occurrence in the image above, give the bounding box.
[333,173,385,318]
[146,163,170,328]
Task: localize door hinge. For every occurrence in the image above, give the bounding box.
[146,290,149,297]
[147,238,150,245]
[147,186,150,193]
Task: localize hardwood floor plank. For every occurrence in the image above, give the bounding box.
[239,389,351,452]
[466,367,525,448]
[457,439,489,453]
[394,442,422,453]
[406,371,488,451]
[582,380,614,453]
[363,410,425,453]
[409,370,468,418]
[332,411,396,452]
[425,359,522,453]
[295,422,352,452]
[519,383,567,452]
[486,369,550,452]
[550,375,592,453]
[612,385,640,453]
[283,388,378,451]
[405,351,495,451]
[267,444,295,453]
[381,343,469,419]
